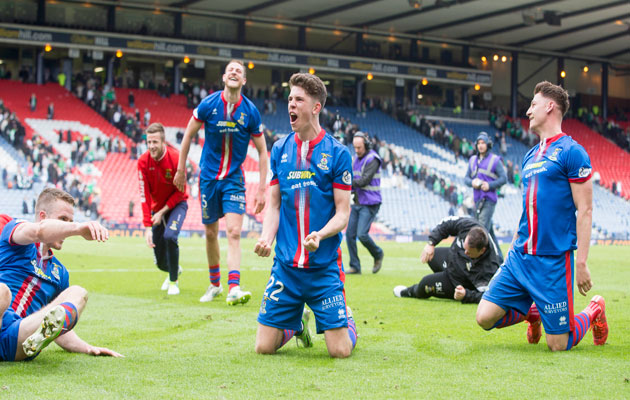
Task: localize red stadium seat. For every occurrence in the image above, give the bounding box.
[521,118,630,198]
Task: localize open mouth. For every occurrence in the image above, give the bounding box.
[290,113,298,123]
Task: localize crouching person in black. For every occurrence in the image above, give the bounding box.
[394,217,500,304]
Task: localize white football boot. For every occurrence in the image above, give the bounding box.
[226,285,251,305]
[199,284,223,302]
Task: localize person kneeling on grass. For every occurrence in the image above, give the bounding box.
[475,81,608,351]
[0,188,123,361]
[394,216,500,304]
[253,73,357,358]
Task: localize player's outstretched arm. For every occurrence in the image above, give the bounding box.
[571,179,593,296]
[55,331,123,357]
[254,184,280,257]
[11,220,109,246]
[303,188,350,252]
[174,116,202,192]
[251,134,269,214]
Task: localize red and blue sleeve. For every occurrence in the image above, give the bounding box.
[269,141,279,186]
[332,146,353,191]
[248,106,263,137]
[566,144,592,183]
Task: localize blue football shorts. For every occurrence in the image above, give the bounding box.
[0,309,22,361]
[199,175,245,224]
[482,249,575,334]
[257,261,349,334]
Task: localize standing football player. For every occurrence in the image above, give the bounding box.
[174,60,268,305]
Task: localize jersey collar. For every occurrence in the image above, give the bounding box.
[542,132,566,145]
[35,242,54,261]
[294,128,326,149]
[221,91,243,109]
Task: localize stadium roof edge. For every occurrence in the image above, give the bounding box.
[57,0,622,65]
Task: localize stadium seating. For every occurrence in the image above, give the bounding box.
[0,81,133,147]
[114,88,190,127]
[592,185,630,239]
[0,135,26,176]
[522,118,630,200]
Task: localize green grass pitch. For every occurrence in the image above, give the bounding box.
[1,236,629,399]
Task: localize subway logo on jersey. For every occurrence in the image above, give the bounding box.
[287,171,316,179]
[217,121,237,127]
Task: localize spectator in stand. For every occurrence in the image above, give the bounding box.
[506,160,514,184]
[128,91,135,108]
[47,103,54,120]
[29,94,36,112]
[143,108,151,127]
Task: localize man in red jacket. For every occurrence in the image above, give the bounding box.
[138,123,188,295]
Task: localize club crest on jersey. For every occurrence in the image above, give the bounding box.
[466,261,472,271]
[548,147,562,161]
[165,169,172,179]
[51,263,60,280]
[170,220,178,231]
[342,170,352,185]
[238,112,246,125]
[317,153,331,171]
[287,171,316,179]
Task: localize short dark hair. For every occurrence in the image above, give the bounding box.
[534,80,570,117]
[466,227,489,251]
[145,122,165,141]
[289,73,327,108]
[35,188,75,214]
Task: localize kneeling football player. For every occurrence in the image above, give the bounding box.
[0,188,122,361]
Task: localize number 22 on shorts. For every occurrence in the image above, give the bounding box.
[264,276,284,301]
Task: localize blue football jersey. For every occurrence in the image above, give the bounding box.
[514,133,592,255]
[0,216,69,317]
[193,91,263,181]
[270,129,353,269]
